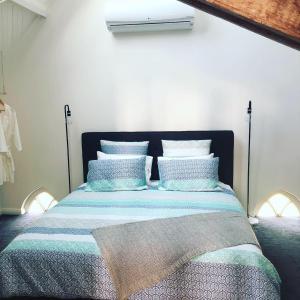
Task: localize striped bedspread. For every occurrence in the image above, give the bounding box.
[0,184,280,299]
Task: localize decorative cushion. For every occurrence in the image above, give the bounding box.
[158,157,219,191]
[162,140,211,157]
[86,156,147,192]
[100,140,149,155]
[97,151,153,185]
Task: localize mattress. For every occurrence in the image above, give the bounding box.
[0,184,280,299]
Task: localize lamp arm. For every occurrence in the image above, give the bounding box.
[247,100,252,217]
[64,105,71,193]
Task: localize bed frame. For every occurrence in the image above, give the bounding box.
[82,130,234,187]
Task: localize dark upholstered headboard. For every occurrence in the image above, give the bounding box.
[82,131,234,187]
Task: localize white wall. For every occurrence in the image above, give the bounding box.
[1,0,300,214]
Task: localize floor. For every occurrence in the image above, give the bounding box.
[0,214,40,252]
[252,217,300,300]
[0,215,299,300]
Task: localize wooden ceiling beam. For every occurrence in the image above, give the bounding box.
[180,0,300,51]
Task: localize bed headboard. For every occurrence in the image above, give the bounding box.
[82,131,234,187]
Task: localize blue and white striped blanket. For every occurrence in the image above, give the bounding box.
[0,184,280,299]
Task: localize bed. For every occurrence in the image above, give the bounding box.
[0,131,280,300]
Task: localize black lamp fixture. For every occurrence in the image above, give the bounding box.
[247,100,252,217]
[64,105,72,193]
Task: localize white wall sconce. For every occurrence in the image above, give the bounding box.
[254,191,300,218]
[21,187,58,215]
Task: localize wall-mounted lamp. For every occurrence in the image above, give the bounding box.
[64,105,72,193]
[247,100,252,217]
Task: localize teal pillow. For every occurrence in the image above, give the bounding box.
[86,157,147,192]
[100,140,149,155]
[158,157,219,191]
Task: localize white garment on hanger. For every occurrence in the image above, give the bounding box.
[0,103,22,185]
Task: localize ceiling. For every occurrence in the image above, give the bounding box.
[0,0,49,51]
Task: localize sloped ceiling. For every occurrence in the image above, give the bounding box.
[0,0,44,93]
[11,0,49,17]
[0,0,40,51]
[180,0,300,50]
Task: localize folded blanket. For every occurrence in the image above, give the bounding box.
[92,211,259,300]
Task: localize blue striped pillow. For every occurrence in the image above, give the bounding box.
[100,140,149,155]
[85,156,147,192]
[158,157,219,191]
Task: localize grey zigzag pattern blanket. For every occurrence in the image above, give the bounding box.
[92,212,260,300]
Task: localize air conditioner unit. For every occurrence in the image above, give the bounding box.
[105,0,195,33]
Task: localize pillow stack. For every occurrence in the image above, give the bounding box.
[86,140,151,192]
[85,138,220,192]
[158,140,219,191]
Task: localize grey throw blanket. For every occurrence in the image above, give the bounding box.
[92,212,259,300]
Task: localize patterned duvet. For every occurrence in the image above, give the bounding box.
[0,185,280,299]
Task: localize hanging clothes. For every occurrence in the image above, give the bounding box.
[0,102,22,185]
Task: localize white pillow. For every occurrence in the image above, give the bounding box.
[162,140,212,157]
[160,154,214,160]
[97,151,153,185]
